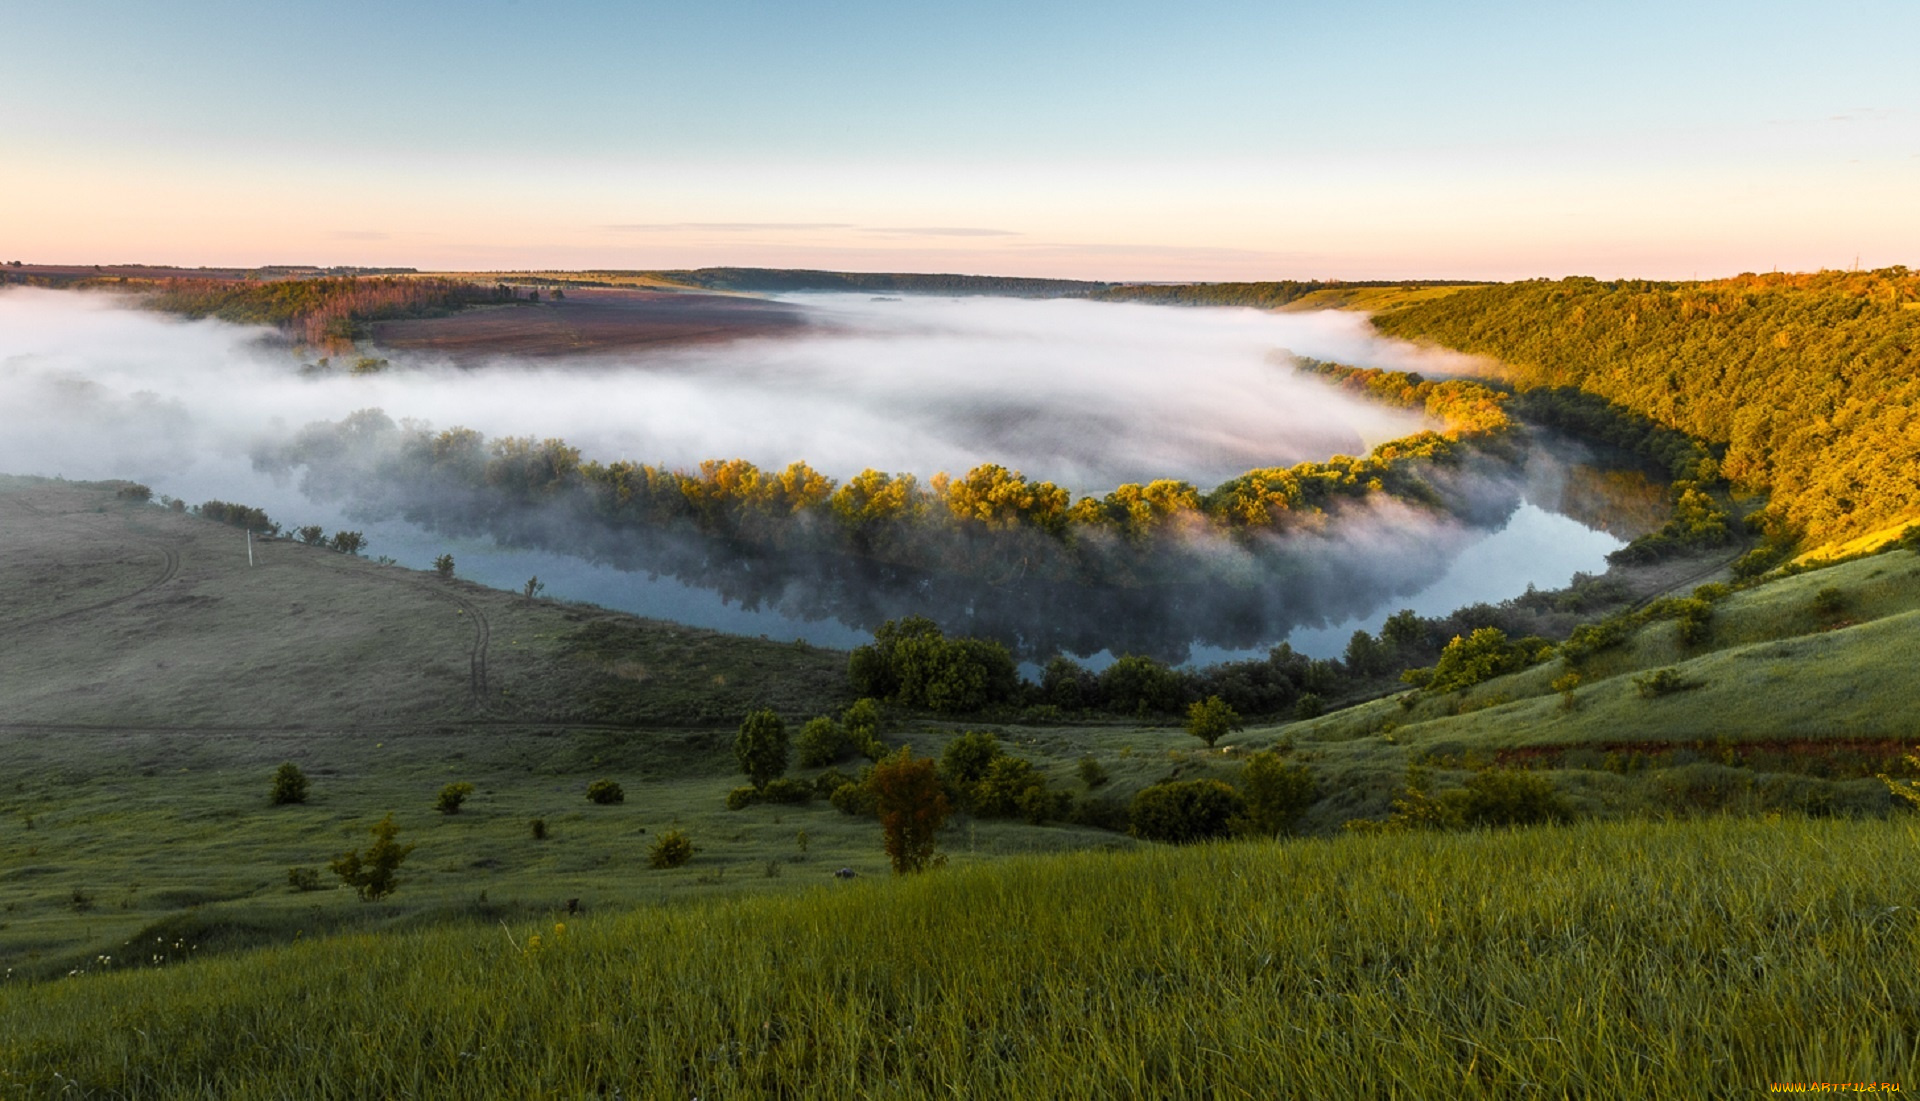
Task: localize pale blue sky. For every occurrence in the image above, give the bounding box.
[3,0,1915,278]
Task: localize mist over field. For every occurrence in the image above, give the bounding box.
[0,286,1615,658]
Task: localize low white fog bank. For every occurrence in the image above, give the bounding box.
[0,288,1469,497]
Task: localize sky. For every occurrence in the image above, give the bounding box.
[2,0,1916,280]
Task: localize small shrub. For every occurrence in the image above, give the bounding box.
[115,483,152,501]
[1635,667,1702,699]
[329,814,414,902]
[1551,670,1582,712]
[295,524,326,545]
[436,781,475,815]
[735,709,789,790]
[830,771,878,817]
[585,779,624,805]
[1239,751,1316,836]
[649,829,694,869]
[795,716,851,768]
[1293,692,1325,720]
[330,531,366,556]
[1077,755,1110,789]
[1456,768,1570,827]
[1185,695,1241,747]
[762,777,815,805]
[814,767,857,797]
[726,786,760,811]
[433,554,455,581]
[1812,586,1847,616]
[286,867,321,892]
[1129,780,1247,844]
[940,731,1002,786]
[270,762,309,806]
[841,697,886,758]
[971,756,1066,822]
[530,818,548,840]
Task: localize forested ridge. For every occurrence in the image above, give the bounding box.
[1373,269,1920,547]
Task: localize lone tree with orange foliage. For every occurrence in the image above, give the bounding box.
[870,748,951,874]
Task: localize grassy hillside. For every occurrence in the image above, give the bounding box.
[1373,269,1920,550]
[3,815,1914,1096]
[1275,548,1920,828]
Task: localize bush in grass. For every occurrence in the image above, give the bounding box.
[735,709,789,790]
[1129,780,1247,844]
[286,867,321,892]
[436,782,475,815]
[1185,695,1241,747]
[1239,751,1317,836]
[940,731,1002,787]
[814,767,858,798]
[585,779,624,805]
[972,756,1069,823]
[1812,586,1847,617]
[270,762,309,806]
[795,716,853,768]
[649,829,694,869]
[530,818,548,840]
[433,554,455,581]
[1456,768,1570,827]
[1635,667,1702,699]
[1077,755,1110,789]
[329,814,414,901]
[871,748,951,874]
[842,697,886,759]
[830,771,878,817]
[729,778,816,810]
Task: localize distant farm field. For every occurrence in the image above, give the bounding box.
[368,287,809,359]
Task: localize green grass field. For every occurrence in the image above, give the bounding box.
[4,815,1914,1097]
[7,476,1920,1096]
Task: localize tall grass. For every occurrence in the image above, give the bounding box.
[3,815,1915,1097]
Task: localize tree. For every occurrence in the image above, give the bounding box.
[1185,695,1241,748]
[735,709,789,790]
[1240,752,1316,835]
[328,814,414,901]
[523,575,545,601]
[870,749,951,874]
[433,554,455,581]
[270,762,309,806]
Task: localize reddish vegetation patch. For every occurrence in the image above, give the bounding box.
[370,288,810,359]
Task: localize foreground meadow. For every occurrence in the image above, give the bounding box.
[3,815,1914,1097]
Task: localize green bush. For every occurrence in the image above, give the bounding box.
[649,829,695,869]
[1067,795,1130,832]
[328,814,414,902]
[1456,769,1570,827]
[762,777,815,805]
[530,818,548,840]
[972,756,1066,822]
[585,779,625,805]
[1635,667,1702,699]
[1129,780,1247,844]
[735,709,789,790]
[795,716,851,768]
[1240,752,1317,835]
[1077,755,1110,789]
[1812,586,1847,616]
[814,767,858,798]
[286,867,321,893]
[940,731,1002,787]
[433,554,455,581]
[830,770,878,817]
[435,782,475,815]
[726,786,760,811]
[270,762,309,806]
[842,697,886,759]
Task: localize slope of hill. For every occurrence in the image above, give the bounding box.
[3,815,1913,1096]
[1372,269,1920,550]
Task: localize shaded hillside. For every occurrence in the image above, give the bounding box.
[1374,269,1920,548]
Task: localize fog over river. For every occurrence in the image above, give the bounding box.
[0,288,1654,662]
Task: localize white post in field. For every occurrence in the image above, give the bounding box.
[247,529,255,567]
